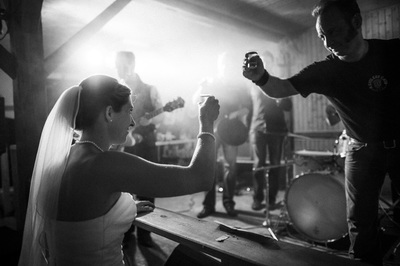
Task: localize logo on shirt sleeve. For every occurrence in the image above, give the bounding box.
[368,75,388,92]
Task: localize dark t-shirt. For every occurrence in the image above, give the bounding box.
[289,38,400,142]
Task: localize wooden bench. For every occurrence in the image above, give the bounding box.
[133,207,369,266]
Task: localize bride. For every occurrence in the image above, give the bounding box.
[18,74,219,266]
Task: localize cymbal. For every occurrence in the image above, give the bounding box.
[253,161,294,172]
[267,132,312,139]
[287,133,312,139]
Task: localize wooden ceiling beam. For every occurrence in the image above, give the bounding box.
[153,0,307,41]
[44,0,131,77]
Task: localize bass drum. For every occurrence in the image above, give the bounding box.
[285,173,348,242]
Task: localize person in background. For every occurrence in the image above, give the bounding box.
[249,51,292,211]
[194,51,252,218]
[243,0,400,264]
[18,74,219,266]
[115,51,164,247]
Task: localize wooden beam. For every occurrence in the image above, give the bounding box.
[152,0,307,41]
[44,0,131,77]
[8,0,46,231]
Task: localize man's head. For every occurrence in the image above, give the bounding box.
[217,51,244,81]
[115,51,135,80]
[312,0,363,60]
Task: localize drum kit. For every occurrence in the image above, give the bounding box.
[214,112,352,244]
[259,130,350,244]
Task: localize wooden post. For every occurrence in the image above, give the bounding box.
[6,0,131,231]
[8,0,46,231]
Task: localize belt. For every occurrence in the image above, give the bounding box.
[349,138,399,149]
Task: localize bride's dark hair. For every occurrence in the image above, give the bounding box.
[75,75,131,130]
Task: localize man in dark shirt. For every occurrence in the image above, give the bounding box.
[243,0,400,264]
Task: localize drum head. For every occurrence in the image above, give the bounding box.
[285,173,347,242]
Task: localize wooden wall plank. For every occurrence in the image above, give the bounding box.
[372,11,379,38]
[379,9,386,39]
[393,6,400,37]
[364,12,372,38]
[386,7,393,39]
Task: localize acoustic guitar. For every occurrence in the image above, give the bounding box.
[215,108,249,146]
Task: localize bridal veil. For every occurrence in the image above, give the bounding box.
[18,85,81,266]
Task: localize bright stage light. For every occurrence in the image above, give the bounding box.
[75,45,106,69]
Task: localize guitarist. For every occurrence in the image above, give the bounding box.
[115,51,164,247]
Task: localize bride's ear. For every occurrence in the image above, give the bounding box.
[105,106,113,123]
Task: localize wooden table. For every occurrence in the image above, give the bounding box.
[133,207,369,266]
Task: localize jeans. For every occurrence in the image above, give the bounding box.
[345,139,400,265]
[252,131,285,204]
[202,136,238,209]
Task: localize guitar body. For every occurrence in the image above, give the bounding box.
[132,124,156,144]
[125,97,185,146]
[215,118,248,146]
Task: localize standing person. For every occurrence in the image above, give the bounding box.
[195,51,252,218]
[115,51,164,247]
[250,51,292,211]
[243,0,400,264]
[18,74,219,266]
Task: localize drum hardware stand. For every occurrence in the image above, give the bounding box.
[262,166,271,227]
[259,166,278,241]
[253,161,294,239]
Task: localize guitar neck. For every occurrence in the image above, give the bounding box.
[145,107,164,120]
[140,97,184,122]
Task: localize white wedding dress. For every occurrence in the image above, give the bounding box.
[46,193,136,266]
